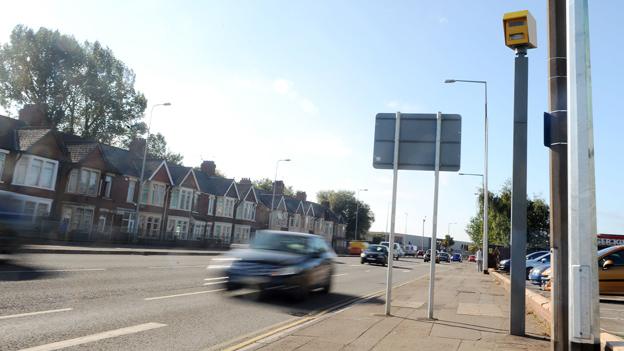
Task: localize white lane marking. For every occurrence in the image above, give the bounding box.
[0,308,73,321]
[0,268,105,273]
[365,270,371,273]
[144,289,224,301]
[332,273,348,277]
[204,277,228,281]
[148,265,206,269]
[601,317,624,321]
[349,264,361,267]
[203,281,226,286]
[18,322,167,351]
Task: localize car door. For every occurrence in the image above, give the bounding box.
[308,237,331,287]
[599,249,624,295]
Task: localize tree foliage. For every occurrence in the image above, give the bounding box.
[0,25,178,156]
[252,178,295,196]
[147,133,183,165]
[466,180,549,250]
[441,234,455,251]
[317,190,374,241]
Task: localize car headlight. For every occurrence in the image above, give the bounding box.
[272,266,303,276]
[360,253,366,257]
[207,256,240,270]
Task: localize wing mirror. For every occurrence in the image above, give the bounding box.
[541,258,547,263]
[603,259,614,270]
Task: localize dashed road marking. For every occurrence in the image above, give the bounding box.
[205,277,228,281]
[332,273,348,277]
[0,308,73,321]
[18,322,167,351]
[0,268,105,273]
[148,265,206,269]
[144,289,224,301]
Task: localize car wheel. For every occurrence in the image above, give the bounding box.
[361,259,365,264]
[526,267,532,280]
[320,274,332,294]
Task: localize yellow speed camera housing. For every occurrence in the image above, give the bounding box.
[503,10,537,49]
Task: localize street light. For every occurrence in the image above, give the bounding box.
[445,78,489,274]
[354,188,368,241]
[271,159,291,215]
[135,102,172,241]
[421,216,426,251]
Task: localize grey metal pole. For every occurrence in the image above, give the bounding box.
[567,0,600,348]
[427,111,442,320]
[509,47,529,336]
[135,103,170,242]
[422,217,426,251]
[483,82,489,274]
[547,0,570,349]
[384,111,401,316]
[355,201,360,241]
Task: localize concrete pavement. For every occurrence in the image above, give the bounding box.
[236,263,550,351]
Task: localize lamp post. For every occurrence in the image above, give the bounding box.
[422,216,426,251]
[354,188,368,241]
[270,159,291,227]
[135,102,171,242]
[445,79,489,274]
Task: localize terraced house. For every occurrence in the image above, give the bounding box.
[0,106,347,250]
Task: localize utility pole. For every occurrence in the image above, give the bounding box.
[566,1,600,349]
[422,216,426,251]
[546,0,569,349]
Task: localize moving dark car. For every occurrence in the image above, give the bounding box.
[360,244,388,266]
[219,230,335,300]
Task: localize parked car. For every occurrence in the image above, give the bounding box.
[527,250,549,260]
[468,255,476,263]
[438,252,451,263]
[219,230,335,300]
[525,253,550,279]
[361,244,389,266]
[416,250,425,258]
[380,242,403,260]
[539,245,624,295]
[529,263,551,285]
[348,241,369,255]
[497,251,550,274]
[598,245,624,295]
[451,253,462,262]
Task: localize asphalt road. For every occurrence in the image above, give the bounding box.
[0,254,457,351]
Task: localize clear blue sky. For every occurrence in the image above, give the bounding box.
[1,1,622,242]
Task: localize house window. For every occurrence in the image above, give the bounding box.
[139,214,161,237]
[127,180,136,203]
[62,205,94,232]
[208,196,215,215]
[140,182,166,206]
[97,215,107,232]
[66,168,100,196]
[13,155,58,190]
[120,212,136,233]
[216,197,236,218]
[0,150,7,181]
[192,221,206,240]
[170,188,193,210]
[236,201,256,221]
[233,225,251,244]
[214,222,232,242]
[167,217,189,239]
[102,175,113,198]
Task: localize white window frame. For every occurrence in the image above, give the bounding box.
[0,149,8,183]
[167,216,189,239]
[214,222,232,242]
[62,205,95,232]
[126,179,136,203]
[12,154,59,190]
[207,195,215,215]
[139,213,161,238]
[66,167,100,196]
[103,174,113,198]
[216,196,236,218]
[140,181,167,207]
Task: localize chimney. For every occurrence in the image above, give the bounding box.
[128,138,146,158]
[19,104,51,127]
[295,191,307,202]
[200,161,216,176]
[239,178,252,184]
[273,180,284,195]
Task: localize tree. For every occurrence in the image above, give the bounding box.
[317,190,374,241]
[252,178,295,195]
[466,180,549,250]
[147,133,183,165]
[0,25,174,151]
[441,234,455,251]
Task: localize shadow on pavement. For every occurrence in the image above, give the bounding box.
[226,289,384,316]
[0,259,59,281]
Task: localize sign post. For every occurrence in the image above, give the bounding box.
[373,112,461,318]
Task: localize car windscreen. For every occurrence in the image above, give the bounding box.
[367,245,387,253]
[250,233,309,254]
